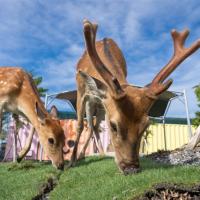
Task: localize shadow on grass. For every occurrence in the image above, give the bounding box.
[3,156,174,173]
[64,156,113,169]
[6,160,53,171]
[64,156,174,174]
[140,157,173,171]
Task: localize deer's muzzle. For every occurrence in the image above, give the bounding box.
[118,161,141,175]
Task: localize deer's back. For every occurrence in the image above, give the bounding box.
[0,67,24,95]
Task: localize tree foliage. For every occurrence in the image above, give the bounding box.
[32,75,48,97]
[192,84,200,127]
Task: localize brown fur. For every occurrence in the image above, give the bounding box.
[69,20,200,175]
[0,67,64,169]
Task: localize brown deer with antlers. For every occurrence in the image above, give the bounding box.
[0,67,65,169]
[69,20,200,175]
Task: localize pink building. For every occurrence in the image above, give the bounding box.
[4,117,110,161]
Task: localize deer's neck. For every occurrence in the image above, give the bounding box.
[16,81,49,135]
[17,100,45,132]
[23,106,42,130]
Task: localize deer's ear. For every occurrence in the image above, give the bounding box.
[49,105,58,119]
[77,70,108,99]
[35,102,47,124]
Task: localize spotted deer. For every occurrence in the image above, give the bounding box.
[17,105,61,162]
[0,67,65,169]
[69,20,200,175]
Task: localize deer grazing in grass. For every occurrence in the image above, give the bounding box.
[16,105,61,162]
[0,67,65,169]
[69,19,200,175]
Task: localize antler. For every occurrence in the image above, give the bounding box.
[83,19,125,99]
[148,29,200,95]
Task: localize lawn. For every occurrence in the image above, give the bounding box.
[0,157,200,200]
[0,161,61,200]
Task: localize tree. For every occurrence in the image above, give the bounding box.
[32,75,48,97]
[192,84,200,127]
[185,84,200,149]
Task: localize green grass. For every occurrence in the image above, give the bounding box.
[0,157,200,200]
[0,161,61,200]
[50,157,200,200]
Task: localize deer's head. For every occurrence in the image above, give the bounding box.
[35,103,65,170]
[79,20,200,175]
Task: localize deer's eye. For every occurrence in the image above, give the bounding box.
[110,121,117,132]
[48,138,55,145]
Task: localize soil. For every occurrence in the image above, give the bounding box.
[32,177,57,200]
[146,145,200,165]
[137,183,200,200]
[140,146,200,199]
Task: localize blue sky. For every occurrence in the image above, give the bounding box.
[0,0,200,117]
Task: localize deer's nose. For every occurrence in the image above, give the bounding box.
[123,166,141,175]
[119,161,141,175]
[57,163,64,171]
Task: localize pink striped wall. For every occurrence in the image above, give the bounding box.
[4,118,110,161]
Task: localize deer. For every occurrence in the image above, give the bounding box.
[68,19,200,175]
[0,67,65,169]
[16,105,61,162]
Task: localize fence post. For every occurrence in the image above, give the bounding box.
[162,117,167,150]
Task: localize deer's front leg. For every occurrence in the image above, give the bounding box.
[78,101,94,160]
[78,128,93,160]
[93,129,105,156]
[93,109,105,156]
[67,95,85,168]
[17,125,35,162]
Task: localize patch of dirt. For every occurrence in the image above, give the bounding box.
[32,177,58,200]
[146,146,200,165]
[7,162,36,171]
[137,183,200,200]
